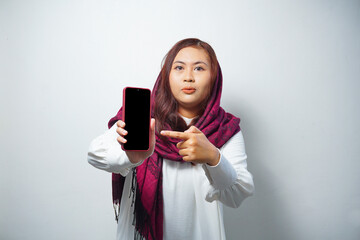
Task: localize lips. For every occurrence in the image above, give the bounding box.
[182,87,196,94]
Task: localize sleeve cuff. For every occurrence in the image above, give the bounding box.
[107,146,144,176]
[202,150,237,190]
[88,123,144,176]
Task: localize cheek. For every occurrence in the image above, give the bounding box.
[200,88,211,102]
[169,72,179,96]
[200,75,212,96]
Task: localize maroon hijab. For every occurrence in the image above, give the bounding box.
[108,64,240,240]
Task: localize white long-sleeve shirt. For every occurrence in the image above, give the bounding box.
[87,116,254,240]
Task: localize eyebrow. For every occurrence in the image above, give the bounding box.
[173,60,209,66]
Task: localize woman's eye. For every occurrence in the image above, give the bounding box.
[195,66,204,71]
[175,66,183,70]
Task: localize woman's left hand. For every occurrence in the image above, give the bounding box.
[160,126,220,166]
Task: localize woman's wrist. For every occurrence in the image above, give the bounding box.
[207,147,220,166]
[126,153,144,164]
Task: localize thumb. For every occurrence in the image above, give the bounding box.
[150,118,156,135]
[185,125,202,134]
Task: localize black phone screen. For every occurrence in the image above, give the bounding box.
[123,87,151,151]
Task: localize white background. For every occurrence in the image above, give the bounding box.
[1,0,359,239]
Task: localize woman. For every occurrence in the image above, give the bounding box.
[88,38,254,240]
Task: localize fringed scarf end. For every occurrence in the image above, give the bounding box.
[130,168,137,226]
[113,200,120,223]
[134,229,147,240]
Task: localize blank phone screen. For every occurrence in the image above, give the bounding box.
[123,87,151,151]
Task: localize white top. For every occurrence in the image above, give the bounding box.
[87,116,254,240]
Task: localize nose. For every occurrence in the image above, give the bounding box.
[184,69,194,82]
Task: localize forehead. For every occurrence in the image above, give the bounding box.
[174,47,210,63]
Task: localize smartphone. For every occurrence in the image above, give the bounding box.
[122,87,151,151]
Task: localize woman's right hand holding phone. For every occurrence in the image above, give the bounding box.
[116,119,156,164]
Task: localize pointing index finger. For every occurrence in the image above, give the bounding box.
[160,130,190,140]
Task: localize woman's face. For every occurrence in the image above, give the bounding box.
[169,46,212,118]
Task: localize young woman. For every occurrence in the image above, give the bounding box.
[88,38,254,240]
